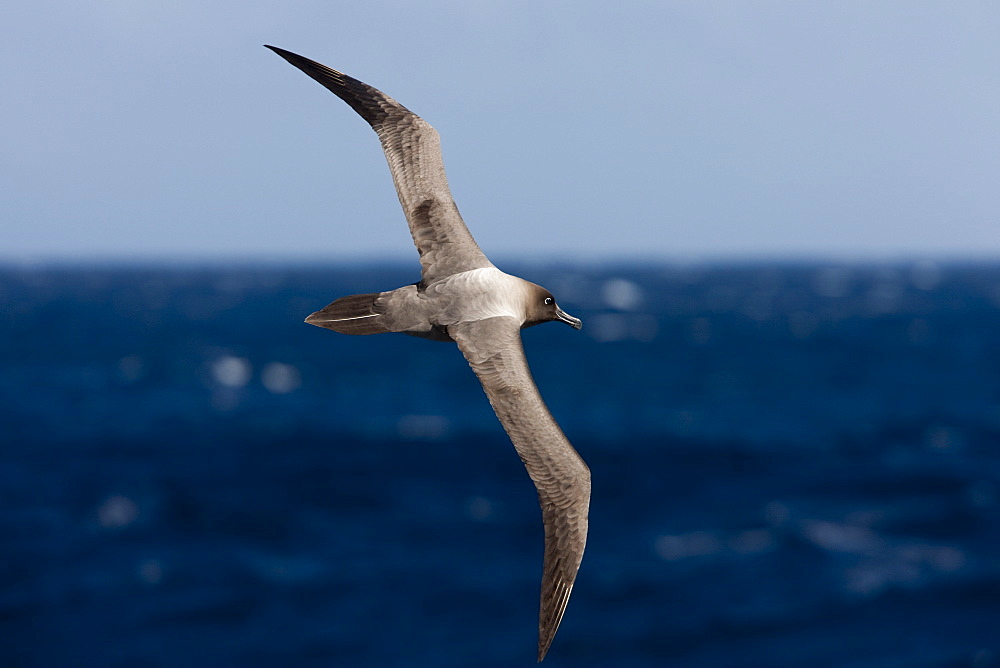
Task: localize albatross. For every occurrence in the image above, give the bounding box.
[266,45,591,662]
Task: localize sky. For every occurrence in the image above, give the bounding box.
[3,1,999,262]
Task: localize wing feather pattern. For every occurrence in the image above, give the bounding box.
[450,317,590,662]
[265,46,493,282]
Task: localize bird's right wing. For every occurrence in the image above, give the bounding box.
[449,317,590,662]
[266,46,494,283]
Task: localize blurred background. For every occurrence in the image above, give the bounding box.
[3,2,1000,667]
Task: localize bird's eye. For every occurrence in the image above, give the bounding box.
[544,297,553,305]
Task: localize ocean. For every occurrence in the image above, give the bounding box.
[1,261,998,667]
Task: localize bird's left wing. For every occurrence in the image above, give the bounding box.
[265,46,494,283]
[449,317,590,662]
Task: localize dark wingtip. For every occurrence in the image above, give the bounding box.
[263,44,320,73]
[264,44,303,65]
[537,639,552,662]
[262,45,402,129]
[537,628,555,662]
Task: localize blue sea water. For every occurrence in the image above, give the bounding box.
[1,261,999,667]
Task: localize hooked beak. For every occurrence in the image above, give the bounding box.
[555,307,583,330]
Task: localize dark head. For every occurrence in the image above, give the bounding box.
[524,284,583,330]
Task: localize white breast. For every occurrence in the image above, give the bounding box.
[428,267,529,325]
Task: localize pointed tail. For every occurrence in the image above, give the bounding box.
[305,293,390,335]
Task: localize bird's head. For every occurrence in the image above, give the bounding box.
[523,284,582,330]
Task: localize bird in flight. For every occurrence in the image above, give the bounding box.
[266,45,591,662]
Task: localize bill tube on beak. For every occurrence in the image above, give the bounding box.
[556,307,583,330]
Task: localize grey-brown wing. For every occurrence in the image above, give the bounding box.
[449,317,590,662]
[266,46,493,282]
